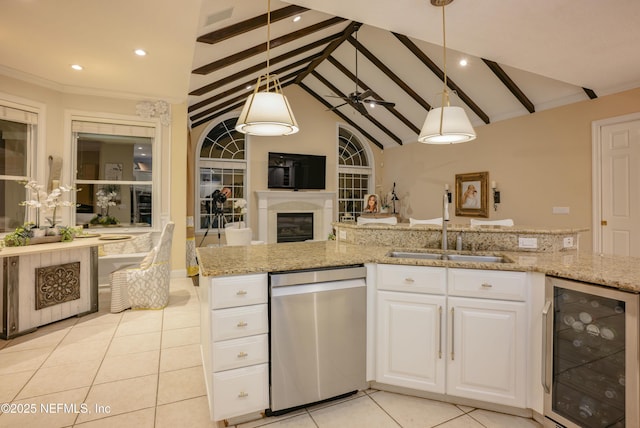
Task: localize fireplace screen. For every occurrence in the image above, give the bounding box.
[277,213,314,243]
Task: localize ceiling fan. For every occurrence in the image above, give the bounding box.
[326,27,395,116]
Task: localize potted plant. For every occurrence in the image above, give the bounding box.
[90,188,120,226]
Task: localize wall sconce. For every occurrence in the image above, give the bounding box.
[491,181,501,211]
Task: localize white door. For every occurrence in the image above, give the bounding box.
[597,115,640,256]
[376,291,446,393]
[446,297,527,408]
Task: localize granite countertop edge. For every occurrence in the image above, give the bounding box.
[196,241,639,293]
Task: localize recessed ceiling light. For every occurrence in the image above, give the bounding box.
[71,64,83,71]
[134,49,147,56]
[293,15,301,22]
[459,58,468,66]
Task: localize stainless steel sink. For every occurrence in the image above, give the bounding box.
[386,251,511,263]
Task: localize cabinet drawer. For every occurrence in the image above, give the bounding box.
[213,334,268,372]
[211,274,268,309]
[212,304,268,341]
[378,264,446,294]
[448,269,526,301]
[212,363,269,421]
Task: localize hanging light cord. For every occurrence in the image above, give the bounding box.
[438,3,448,133]
[266,0,272,91]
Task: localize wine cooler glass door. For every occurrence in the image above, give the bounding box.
[543,277,639,428]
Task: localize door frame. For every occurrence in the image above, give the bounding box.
[591,111,640,253]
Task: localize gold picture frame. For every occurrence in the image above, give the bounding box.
[455,171,489,218]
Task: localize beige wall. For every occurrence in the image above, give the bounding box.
[381,87,640,251]
[0,75,187,271]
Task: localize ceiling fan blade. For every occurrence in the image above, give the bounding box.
[364,99,396,108]
[325,94,349,100]
[326,102,348,111]
[358,89,373,100]
[353,101,369,116]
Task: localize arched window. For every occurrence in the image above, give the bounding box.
[338,126,373,220]
[197,118,247,232]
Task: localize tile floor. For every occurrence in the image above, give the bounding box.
[0,277,542,428]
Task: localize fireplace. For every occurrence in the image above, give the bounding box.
[255,191,335,243]
[277,213,314,243]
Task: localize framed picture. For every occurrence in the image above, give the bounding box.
[363,193,380,213]
[105,163,123,181]
[455,172,489,218]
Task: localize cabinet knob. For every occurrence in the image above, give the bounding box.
[237,321,248,327]
[236,290,248,296]
[237,351,248,358]
[238,391,249,398]
[481,283,493,288]
[404,278,415,284]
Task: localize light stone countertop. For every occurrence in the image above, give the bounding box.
[196,241,640,293]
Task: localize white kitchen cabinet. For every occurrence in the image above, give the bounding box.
[376,265,529,409]
[377,290,446,392]
[199,273,269,422]
[446,296,527,408]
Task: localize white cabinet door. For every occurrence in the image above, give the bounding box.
[446,296,527,408]
[376,290,446,393]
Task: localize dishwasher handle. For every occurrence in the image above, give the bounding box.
[270,265,366,288]
[271,278,365,297]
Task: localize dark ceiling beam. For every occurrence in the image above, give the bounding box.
[190,72,301,122]
[197,5,309,44]
[295,21,361,84]
[583,88,598,99]
[482,59,535,114]
[190,78,298,129]
[312,70,402,146]
[298,82,384,150]
[190,32,343,96]
[189,52,322,113]
[327,55,420,135]
[347,35,432,112]
[393,33,490,124]
[192,17,346,75]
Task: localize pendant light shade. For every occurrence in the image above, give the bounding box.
[235,0,299,136]
[418,106,475,144]
[419,0,475,145]
[235,75,299,136]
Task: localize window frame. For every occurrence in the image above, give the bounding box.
[67,112,161,232]
[0,93,44,233]
[337,124,375,221]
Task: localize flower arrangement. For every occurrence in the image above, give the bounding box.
[90,188,119,225]
[20,181,74,228]
[233,198,247,228]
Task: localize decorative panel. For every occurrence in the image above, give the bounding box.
[35,262,81,310]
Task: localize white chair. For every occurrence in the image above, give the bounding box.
[470,218,514,227]
[110,221,174,313]
[409,217,443,226]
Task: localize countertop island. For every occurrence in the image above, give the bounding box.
[196,240,640,293]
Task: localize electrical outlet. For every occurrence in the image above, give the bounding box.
[339,230,347,240]
[518,237,538,248]
[563,237,574,248]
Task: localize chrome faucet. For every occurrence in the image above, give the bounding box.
[442,190,449,251]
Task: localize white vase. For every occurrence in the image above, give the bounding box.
[32,228,46,238]
[225,227,252,246]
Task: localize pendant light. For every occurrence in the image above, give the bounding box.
[235,0,299,136]
[418,0,475,144]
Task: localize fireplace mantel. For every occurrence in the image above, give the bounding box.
[255,191,335,243]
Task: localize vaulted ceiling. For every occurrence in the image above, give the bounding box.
[2,0,639,150]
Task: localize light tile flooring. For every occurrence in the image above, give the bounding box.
[0,277,542,428]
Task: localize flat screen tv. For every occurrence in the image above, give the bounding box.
[268,152,326,190]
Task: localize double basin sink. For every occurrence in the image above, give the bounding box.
[386,250,512,264]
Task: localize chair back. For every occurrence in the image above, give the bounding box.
[153,221,175,264]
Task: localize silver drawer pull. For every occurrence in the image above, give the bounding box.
[237,351,248,358]
[404,278,415,284]
[238,391,249,398]
[236,290,248,296]
[237,321,248,327]
[481,283,493,288]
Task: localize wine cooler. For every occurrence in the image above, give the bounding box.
[543,277,639,428]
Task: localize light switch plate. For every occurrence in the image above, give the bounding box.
[518,237,538,248]
[563,237,574,248]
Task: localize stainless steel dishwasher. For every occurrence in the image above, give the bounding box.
[268,265,367,415]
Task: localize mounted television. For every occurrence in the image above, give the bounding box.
[268,152,326,190]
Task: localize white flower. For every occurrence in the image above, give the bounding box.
[21,181,75,227]
[233,198,247,209]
